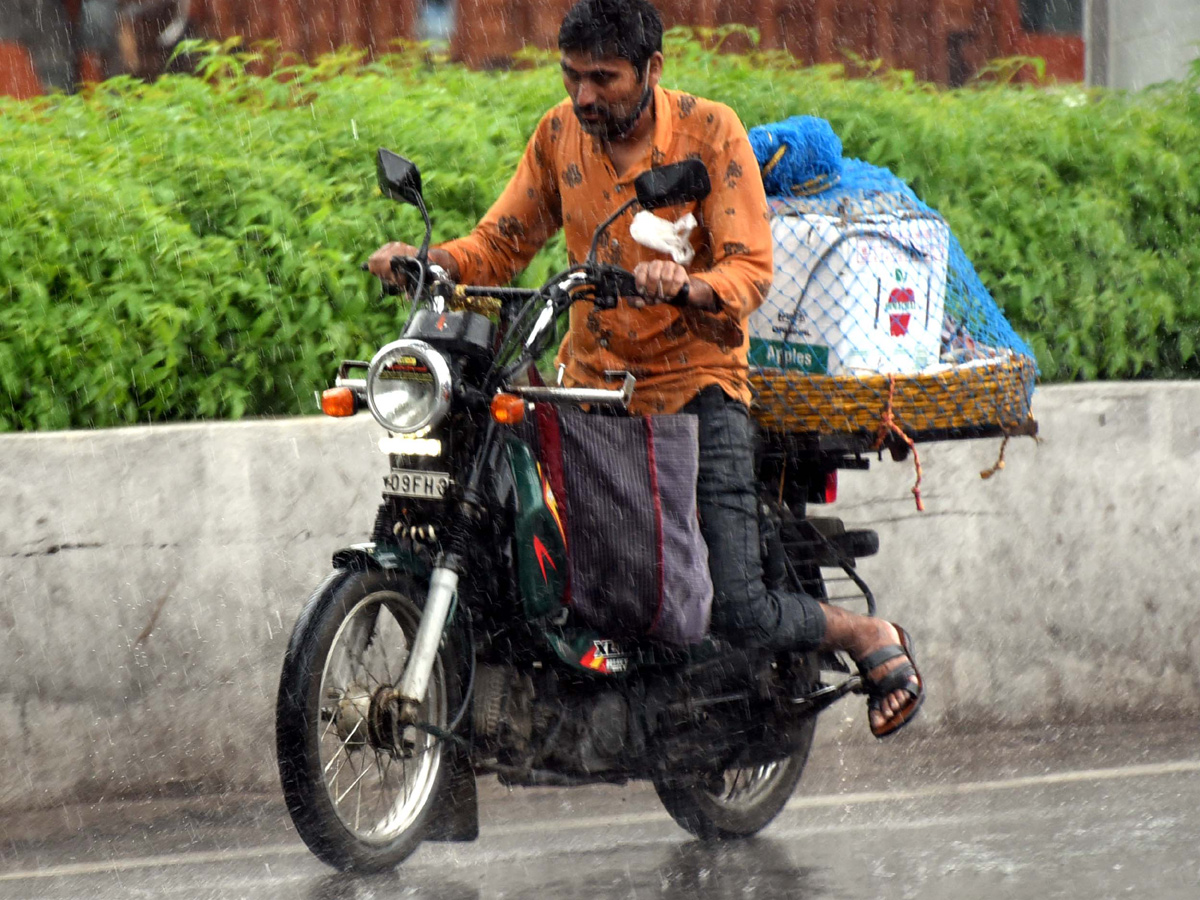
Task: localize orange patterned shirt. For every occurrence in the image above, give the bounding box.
[437,86,773,414]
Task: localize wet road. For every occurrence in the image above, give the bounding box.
[3,720,1199,899]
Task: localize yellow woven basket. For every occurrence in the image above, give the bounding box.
[750,355,1038,440]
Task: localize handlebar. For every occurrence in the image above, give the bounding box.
[366,256,689,310]
[358,257,425,297]
[363,254,697,393]
[581,264,691,310]
[389,256,424,295]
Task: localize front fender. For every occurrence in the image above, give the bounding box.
[331,542,433,578]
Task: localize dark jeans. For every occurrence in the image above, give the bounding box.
[681,386,827,652]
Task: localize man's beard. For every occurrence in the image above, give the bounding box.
[573,81,653,142]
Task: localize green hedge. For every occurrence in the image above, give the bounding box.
[2,37,1199,431]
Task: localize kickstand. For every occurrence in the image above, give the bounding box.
[790,675,864,715]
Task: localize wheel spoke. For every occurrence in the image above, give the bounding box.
[372,751,388,824]
[320,708,339,740]
[712,762,781,808]
[336,765,372,805]
[355,773,363,833]
[326,752,352,787]
[323,718,364,774]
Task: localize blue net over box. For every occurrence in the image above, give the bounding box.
[746,117,1037,445]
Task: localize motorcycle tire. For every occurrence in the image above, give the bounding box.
[653,652,819,840]
[275,567,460,872]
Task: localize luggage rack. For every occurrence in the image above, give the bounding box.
[750,354,1039,447]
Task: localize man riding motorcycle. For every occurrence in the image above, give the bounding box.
[368,0,924,738]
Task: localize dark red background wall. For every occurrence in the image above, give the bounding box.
[1,0,1083,98]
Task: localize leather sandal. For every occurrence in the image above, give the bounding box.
[856,623,925,739]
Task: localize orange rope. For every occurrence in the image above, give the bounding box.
[979,435,1010,480]
[873,375,924,512]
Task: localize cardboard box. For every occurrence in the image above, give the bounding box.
[749,212,950,375]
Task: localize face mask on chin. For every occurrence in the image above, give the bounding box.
[573,65,653,142]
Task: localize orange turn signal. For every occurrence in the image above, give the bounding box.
[490,393,526,425]
[321,386,357,417]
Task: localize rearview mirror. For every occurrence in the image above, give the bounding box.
[634,159,711,210]
[376,148,424,207]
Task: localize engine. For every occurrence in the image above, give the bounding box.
[471,664,634,777]
[468,650,814,783]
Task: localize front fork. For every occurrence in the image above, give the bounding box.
[394,563,460,724]
[392,419,499,724]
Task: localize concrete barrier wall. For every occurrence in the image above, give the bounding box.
[2,383,1198,812]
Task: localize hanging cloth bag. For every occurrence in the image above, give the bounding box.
[535,404,713,646]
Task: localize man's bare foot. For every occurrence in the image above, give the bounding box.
[855,620,923,735]
[819,607,925,737]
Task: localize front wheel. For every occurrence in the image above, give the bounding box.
[275,568,458,872]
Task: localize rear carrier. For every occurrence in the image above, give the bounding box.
[745,116,1038,470]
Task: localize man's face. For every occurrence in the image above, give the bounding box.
[560,50,660,139]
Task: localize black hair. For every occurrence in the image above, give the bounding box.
[557,0,664,75]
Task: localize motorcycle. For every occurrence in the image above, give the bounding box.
[275,149,883,872]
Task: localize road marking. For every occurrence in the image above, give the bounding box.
[494,758,1200,834]
[0,846,313,881]
[4,758,1198,882]
[785,758,1200,809]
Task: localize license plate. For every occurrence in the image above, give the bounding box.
[382,468,451,500]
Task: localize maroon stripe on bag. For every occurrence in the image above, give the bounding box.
[644,416,667,633]
[535,403,568,531]
[535,402,571,604]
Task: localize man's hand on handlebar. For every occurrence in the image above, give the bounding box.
[630,260,718,311]
[367,241,419,285]
[366,242,462,288]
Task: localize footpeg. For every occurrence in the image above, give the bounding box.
[789,675,863,714]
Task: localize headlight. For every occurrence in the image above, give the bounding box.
[366,339,452,434]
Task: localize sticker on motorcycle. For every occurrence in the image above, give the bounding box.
[532,535,558,582]
[580,639,630,674]
[538,466,567,543]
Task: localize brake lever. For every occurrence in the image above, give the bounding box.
[591,265,639,310]
[390,255,424,283]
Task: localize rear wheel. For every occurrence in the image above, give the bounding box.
[657,495,823,839]
[653,743,813,839]
[654,646,819,840]
[275,568,458,872]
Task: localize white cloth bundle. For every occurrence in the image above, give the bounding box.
[629,210,697,266]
